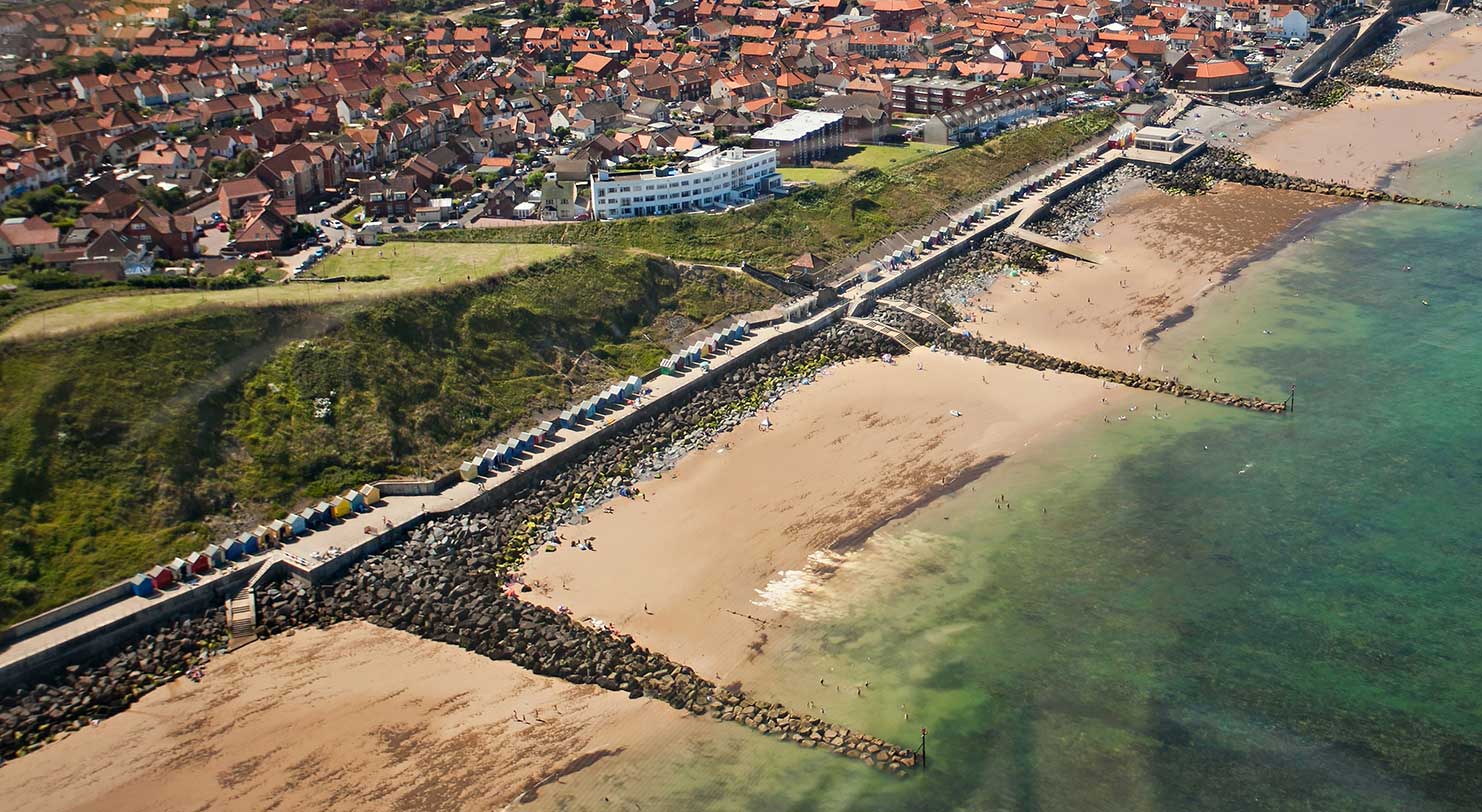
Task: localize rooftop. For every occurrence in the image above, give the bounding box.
[751,111,844,143]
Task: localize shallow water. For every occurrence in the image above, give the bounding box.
[547,159,1482,811]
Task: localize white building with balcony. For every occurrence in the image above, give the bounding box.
[589,147,783,220]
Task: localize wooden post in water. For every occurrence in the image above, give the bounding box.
[920,727,928,770]
[1288,383,1296,414]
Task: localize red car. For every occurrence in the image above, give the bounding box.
[216,222,229,232]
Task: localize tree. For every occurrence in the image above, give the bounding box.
[525,170,547,190]
[385,101,409,119]
[368,86,387,105]
[140,186,187,212]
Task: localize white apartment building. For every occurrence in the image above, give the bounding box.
[588,147,783,220]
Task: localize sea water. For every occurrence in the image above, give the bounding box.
[545,167,1482,810]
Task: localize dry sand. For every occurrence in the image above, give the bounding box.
[1245,87,1482,189]
[1389,17,1482,91]
[0,622,704,812]
[967,180,1340,367]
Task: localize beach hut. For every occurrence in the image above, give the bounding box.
[224,537,246,561]
[497,441,516,464]
[608,384,625,403]
[205,544,227,567]
[580,398,599,419]
[659,356,677,376]
[537,420,556,443]
[460,460,480,481]
[315,501,334,524]
[702,337,717,356]
[298,506,320,530]
[130,573,155,598]
[147,565,174,591]
[344,489,366,513]
[558,409,577,429]
[516,431,533,452]
[239,531,260,556]
[360,483,381,505]
[330,495,351,519]
[284,513,306,538]
[256,524,278,548]
[625,376,643,397]
[187,552,211,576]
[739,320,750,336]
[530,424,547,446]
[169,557,190,582]
[270,519,291,542]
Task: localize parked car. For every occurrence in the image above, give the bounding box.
[417,222,440,232]
[249,250,273,260]
[216,222,229,232]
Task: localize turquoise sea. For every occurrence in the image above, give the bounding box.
[549,145,1482,810]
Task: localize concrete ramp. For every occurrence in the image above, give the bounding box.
[843,317,919,351]
[1005,226,1105,264]
[225,591,257,651]
[877,298,952,330]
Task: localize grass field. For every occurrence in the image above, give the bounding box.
[835,142,951,171]
[779,166,850,184]
[2,243,570,341]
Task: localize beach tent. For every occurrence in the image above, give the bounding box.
[239,531,260,556]
[147,565,174,590]
[224,538,246,561]
[344,489,366,513]
[205,544,227,567]
[460,460,480,481]
[359,483,381,505]
[130,573,155,598]
[187,552,211,576]
[169,558,190,582]
[330,495,352,519]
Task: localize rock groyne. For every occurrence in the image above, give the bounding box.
[1152,148,1472,209]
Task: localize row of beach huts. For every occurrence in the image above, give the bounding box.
[457,320,752,481]
[126,483,385,597]
[851,150,1105,284]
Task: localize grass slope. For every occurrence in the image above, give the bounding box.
[400,112,1118,271]
[2,243,569,341]
[0,249,776,624]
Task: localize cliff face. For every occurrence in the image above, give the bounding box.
[0,249,776,624]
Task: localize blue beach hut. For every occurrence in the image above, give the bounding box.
[582,399,599,419]
[129,573,155,598]
[224,538,245,561]
[625,376,643,396]
[558,409,576,429]
[316,501,335,523]
[205,544,227,567]
[516,432,533,452]
[285,513,307,536]
[345,489,367,512]
[239,531,260,555]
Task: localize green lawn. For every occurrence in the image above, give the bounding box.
[2,243,570,341]
[779,166,850,185]
[343,205,365,226]
[835,142,952,171]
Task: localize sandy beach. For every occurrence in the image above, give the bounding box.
[966,180,1340,369]
[0,622,708,811]
[1244,87,1482,189]
[1389,15,1482,91]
